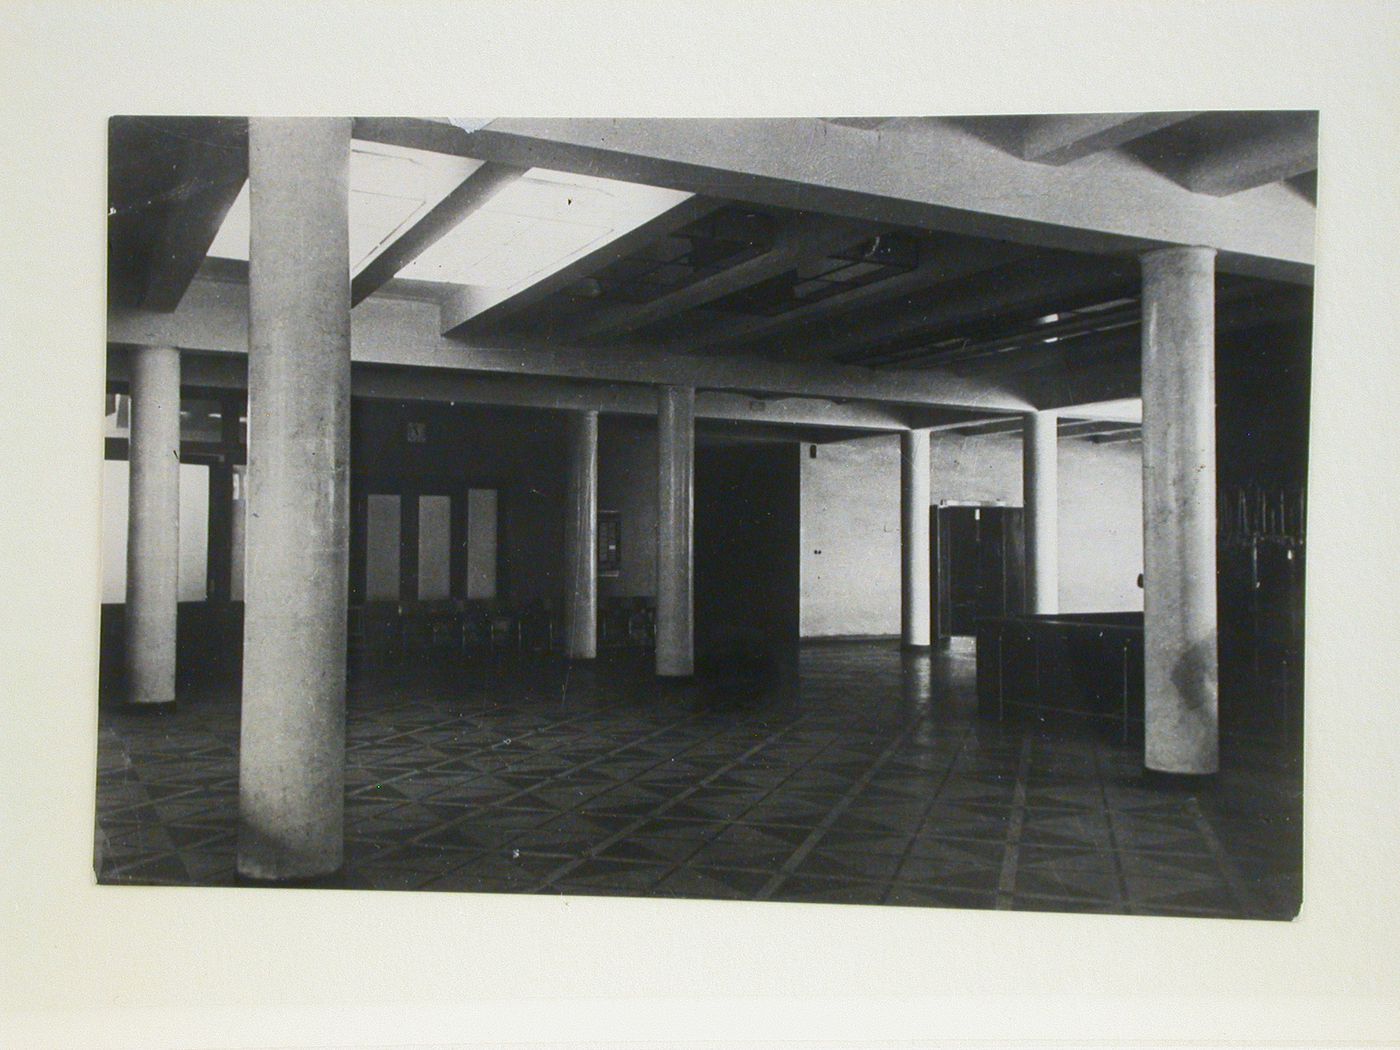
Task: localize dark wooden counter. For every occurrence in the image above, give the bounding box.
[976,612,1144,742]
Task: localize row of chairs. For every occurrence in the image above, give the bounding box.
[598,596,657,649]
[347,596,656,662]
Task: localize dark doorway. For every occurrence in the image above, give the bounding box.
[933,504,1025,641]
[694,441,801,684]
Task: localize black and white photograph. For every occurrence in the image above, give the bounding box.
[5,3,1400,1048]
[97,112,1312,918]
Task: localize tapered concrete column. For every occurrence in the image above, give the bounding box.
[901,427,932,648]
[563,409,599,659]
[237,118,353,880]
[1023,410,1060,615]
[656,385,694,676]
[1141,245,1219,775]
[125,344,181,705]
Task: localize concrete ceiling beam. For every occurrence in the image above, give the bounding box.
[137,122,249,312]
[376,116,1315,282]
[350,162,526,306]
[1019,112,1199,165]
[107,346,974,435]
[440,194,725,338]
[563,212,874,342]
[796,254,1135,365]
[108,274,1034,412]
[1177,113,1320,197]
[653,238,1031,356]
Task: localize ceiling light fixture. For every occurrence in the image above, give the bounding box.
[207,140,485,275]
[400,168,691,289]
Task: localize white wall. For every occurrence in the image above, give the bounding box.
[800,437,902,637]
[597,424,658,599]
[100,459,209,603]
[364,492,402,600]
[464,488,498,599]
[798,431,1144,637]
[1057,436,1146,612]
[417,494,452,600]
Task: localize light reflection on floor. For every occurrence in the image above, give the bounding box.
[95,640,1302,919]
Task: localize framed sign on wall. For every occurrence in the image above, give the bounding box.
[598,509,621,577]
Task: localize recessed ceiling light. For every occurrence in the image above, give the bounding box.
[206,141,484,275]
[399,168,691,289]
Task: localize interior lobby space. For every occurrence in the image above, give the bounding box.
[96,642,1301,918]
[98,113,1315,920]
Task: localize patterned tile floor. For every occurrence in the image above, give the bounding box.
[95,640,1302,919]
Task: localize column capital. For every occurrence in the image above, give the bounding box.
[1140,244,1218,270]
[658,383,695,402]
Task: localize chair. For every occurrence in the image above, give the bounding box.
[456,600,493,655]
[598,597,629,649]
[360,601,402,663]
[628,599,656,647]
[487,605,520,654]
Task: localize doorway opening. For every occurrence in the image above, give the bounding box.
[932,503,1025,643]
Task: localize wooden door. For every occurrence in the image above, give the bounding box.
[933,505,1026,641]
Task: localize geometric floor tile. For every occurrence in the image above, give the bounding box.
[94,641,1303,921]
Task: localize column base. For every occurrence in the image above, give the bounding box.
[900,642,932,652]
[1141,768,1219,792]
[109,699,178,715]
[235,866,345,889]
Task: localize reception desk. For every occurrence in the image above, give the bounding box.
[976,612,1144,743]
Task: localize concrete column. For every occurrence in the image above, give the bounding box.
[237,118,353,880]
[124,344,181,705]
[1141,245,1219,775]
[230,465,247,600]
[1023,410,1060,615]
[900,427,932,648]
[563,409,599,659]
[656,385,694,676]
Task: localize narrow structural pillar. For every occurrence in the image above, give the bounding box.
[1141,245,1219,775]
[656,385,694,676]
[125,344,181,706]
[238,118,354,880]
[900,427,932,648]
[1023,410,1060,615]
[563,409,599,659]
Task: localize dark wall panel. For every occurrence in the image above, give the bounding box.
[694,442,802,680]
[1215,304,1312,752]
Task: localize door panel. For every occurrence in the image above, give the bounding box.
[365,494,402,600]
[933,505,1026,640]
[417,494,452,600]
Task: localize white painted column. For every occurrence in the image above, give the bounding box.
[656,385,694,676]
[563,409,599,659]
[900,427,932,648]
[125,344,181,705]
[238,118,353,880]
[1023,410,1060,615]
[1141,245,1219,775]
